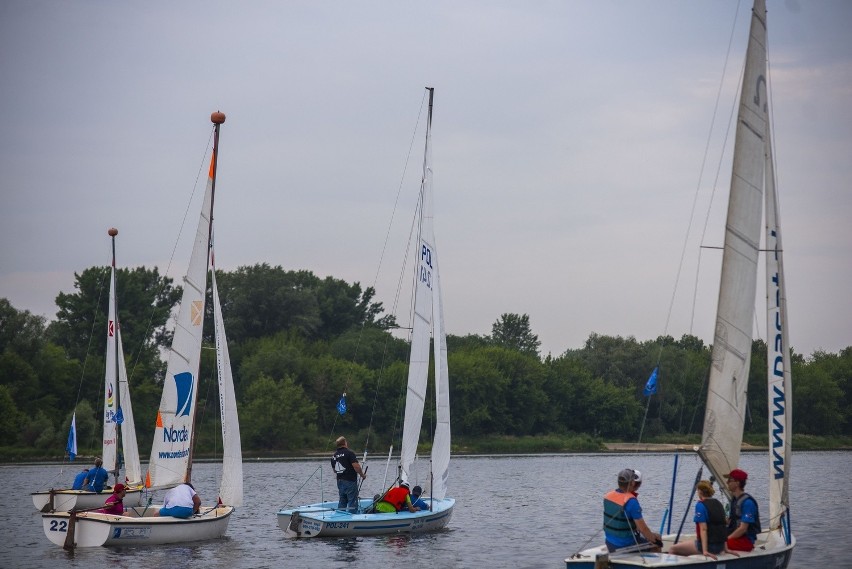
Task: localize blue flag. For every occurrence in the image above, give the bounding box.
[337,393,347,415]
[115,405,124,425]
[66,413,77,461]
[643,367,659,397]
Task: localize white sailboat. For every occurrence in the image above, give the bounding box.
[277,87,454,538]
[32,228,144,512]
[43,111,243,549]
[566,1,795,567]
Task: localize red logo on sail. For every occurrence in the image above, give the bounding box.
[109,320,115,337]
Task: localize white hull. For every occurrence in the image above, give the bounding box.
[277,497,454,538]
[43,505,234,547]
[32,487,144,512]
[566,530,794,569]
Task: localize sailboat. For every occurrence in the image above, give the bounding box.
[32,228,144,513]
[277,87,454,538]
[566,1,794,567]
[42,111,243,549]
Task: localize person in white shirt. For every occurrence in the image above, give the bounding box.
[158,482,201,518]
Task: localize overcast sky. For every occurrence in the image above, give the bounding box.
[2,0,850,359]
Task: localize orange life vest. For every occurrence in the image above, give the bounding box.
[383,487,410,511]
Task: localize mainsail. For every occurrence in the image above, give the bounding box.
[400,88,450,499]
[104,230,141,486]
[146,155,214,490]
[698,0,769,489]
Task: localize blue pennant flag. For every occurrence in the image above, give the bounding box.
[66,412,77,461]
[643,367,659,397]
[337,393,347,415]
[115,406,124,425]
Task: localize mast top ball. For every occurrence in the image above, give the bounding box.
[108,228,118,237]
[211,111,226,124]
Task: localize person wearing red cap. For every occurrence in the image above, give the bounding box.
[724,469,761,551]
[97,483,127,515]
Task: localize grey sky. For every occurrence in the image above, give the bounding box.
[1,0,850,358]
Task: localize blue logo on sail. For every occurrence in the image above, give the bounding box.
[173,371,194,417]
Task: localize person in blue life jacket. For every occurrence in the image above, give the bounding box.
[724,468,761,552]
[85,458,110,493]
[603,468,662,552]
[410,485,429,510]
[71,468,89,490]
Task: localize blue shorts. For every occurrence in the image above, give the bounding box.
[160,505,194,518]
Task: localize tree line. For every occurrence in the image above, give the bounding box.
[1,263,850,460]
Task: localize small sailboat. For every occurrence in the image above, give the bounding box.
[566,1,795,567]
[32,227,144,512]
[43,111,243,549]
[277,87,454,538]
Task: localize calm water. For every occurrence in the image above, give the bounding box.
[2,451,843,568]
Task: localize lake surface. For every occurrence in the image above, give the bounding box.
[2,451,843,568]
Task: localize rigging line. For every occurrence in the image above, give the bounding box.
[691,9,747,337]
[81,264,111,455]
[370,89,428,292]
[127,128,215,386]
[653,0,744,368]
[326,92,428,456]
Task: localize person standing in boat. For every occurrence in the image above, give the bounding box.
[669,480,730,558]
[71,467,89,490]
[84,458,109,493]
[374,481,419,513]
[331,436,366,513]
[725,468,761,552]
[603,468,662,552]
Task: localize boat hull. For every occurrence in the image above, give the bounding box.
[32,487,144,512]
[42,505,234,547]
[566,531,794,569]
[277,497,454,538]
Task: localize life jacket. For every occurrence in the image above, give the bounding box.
[382,487,410,511]
[603,490,639,541]
[696,498,727,545]
[728,493,762,537]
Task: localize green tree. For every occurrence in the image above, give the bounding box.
[491,313,540,358]
[48,266,179,368]
[241,374,317,450]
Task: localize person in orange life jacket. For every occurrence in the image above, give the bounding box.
[97,483,127,515]
[375,481,418,513]
[603,468,662,552]
[670,480,733,559]
[331,436,366,513]
[725,468,761,552]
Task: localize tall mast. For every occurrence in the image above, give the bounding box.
[185,111,226,484]
[108,227,120,479]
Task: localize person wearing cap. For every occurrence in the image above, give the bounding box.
[84,458,109,493]
[374,481,419,513]
[97,483,127,515]
[71,467,89,490]
[725,468,761,551]
[630,470,642,496]
[670,480,731,558]
[410,485,429,510]
[603,468,662,552]
[331,436,366,513]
